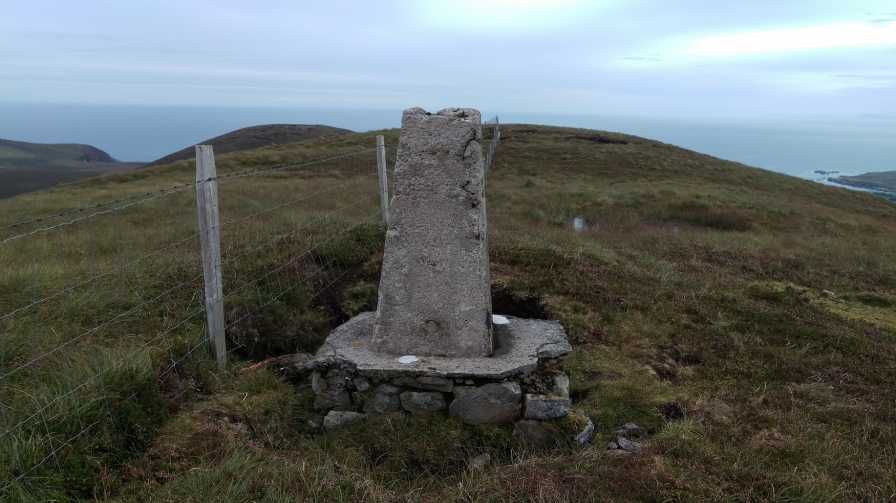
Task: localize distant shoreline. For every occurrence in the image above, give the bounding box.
[826,176,896,202]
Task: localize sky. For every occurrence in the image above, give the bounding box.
[2,0,894,121]
[0,0,894,173]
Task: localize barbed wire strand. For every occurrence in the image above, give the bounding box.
[0,142,393,493]
[215,147,378,183]
[0,305,206,440]
[11,211,375,435]
[216,177,373,231]
[225,212,378,300]
[1,146,385,245]
[0,418,103,494]
[0,273,203,383]
[0,232,200,323]
[1,215,376,494]
[157,261,352,405]
[0,177,377,324]
[164,217,376,399]
[221,196,378,266]
[2,182,197,232]
[35,312,207,428]
[0,185,198,246]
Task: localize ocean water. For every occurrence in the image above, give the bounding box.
[0,103,892,180]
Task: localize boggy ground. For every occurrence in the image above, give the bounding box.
[0,125,895,502]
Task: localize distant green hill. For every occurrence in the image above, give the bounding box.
[0,139,139,198]
[831,171,896,202]
[146,124,354,167]
[833,171,896,193]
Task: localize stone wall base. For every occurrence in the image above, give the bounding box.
[306,312,590,441]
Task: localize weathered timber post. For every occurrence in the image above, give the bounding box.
[376,135,390,227]
[485,117,500,172]
[195,145,226,368]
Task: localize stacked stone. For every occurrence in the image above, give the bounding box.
[313,362,572,430]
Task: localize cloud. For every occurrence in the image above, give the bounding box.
[415,0,602,34]
[683,20,896,59]
[621,56,664,63]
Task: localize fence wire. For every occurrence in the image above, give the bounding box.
[0,138,389,497]
[0,146,381,246]
[0,129,495,496]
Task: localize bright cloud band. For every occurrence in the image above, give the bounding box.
[688,21,896,58]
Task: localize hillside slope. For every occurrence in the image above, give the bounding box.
[0,138,139,198]
[146,124,354,167]
[0,138,116,164]
[0,125,894,501]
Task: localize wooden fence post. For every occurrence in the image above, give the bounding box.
[484,117,500,173]
[195,145,226,369]
[376,135,390,227]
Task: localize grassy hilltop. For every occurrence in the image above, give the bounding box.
[146,124,353,167]
[1,125,895,501]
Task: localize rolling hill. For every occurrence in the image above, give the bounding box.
[146,124,354,167]
[0,125,894,501]
[0,138,140,198]
[0,138,116,164]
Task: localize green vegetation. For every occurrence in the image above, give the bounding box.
[146,124,354,167]
[1,125,895,501]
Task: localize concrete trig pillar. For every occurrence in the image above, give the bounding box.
[371,107,493,357]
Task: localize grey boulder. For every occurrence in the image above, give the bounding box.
[323,410,366,431]
[449,382,521,424]
[364,384,402,414]
[523,393,571,420]
[400,391,447,414]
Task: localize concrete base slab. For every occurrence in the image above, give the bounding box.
[308,312,571,380]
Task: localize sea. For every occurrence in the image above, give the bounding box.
[0,103,892,181]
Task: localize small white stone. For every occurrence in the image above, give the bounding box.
[398,355,419,364]
[492,315,510,325]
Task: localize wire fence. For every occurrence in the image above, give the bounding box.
[0,122,500,496]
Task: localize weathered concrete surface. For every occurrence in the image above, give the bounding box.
[311,312,571,379]
[371,107,493,358]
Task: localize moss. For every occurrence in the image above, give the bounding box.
[322,414,514,483]
[340,281,378,317]
[544,295,604,344]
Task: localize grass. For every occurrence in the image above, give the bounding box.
[1,125,895,501]
[146,124,353,167]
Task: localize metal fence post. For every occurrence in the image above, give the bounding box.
[376,135,390,228]
[195,145,226,369]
